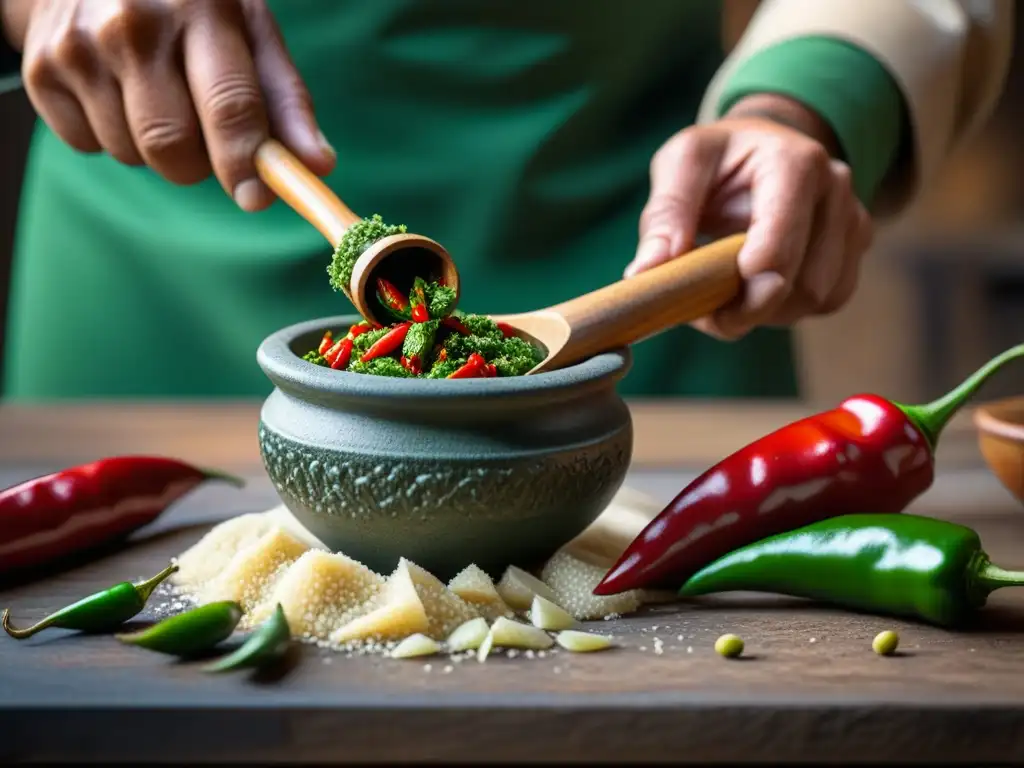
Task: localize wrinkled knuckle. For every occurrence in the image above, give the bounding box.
[203,76,264,133]
[135,117,198,158]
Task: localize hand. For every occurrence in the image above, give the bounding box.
[626,94,873,340]
[17,0,334,211]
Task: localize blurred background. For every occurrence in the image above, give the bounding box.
[0,4,1021,405]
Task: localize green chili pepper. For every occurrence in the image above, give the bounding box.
[204,603,291,673]
[2,562,178,639]
[680,513,1024,628]
[116,600,243,656]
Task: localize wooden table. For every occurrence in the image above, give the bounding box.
[2,401,1023,764]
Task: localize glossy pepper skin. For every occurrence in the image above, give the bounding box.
[2,562,178,638]
[679,513,1024,628]
[595,343,1024,596]
[376,278,412,321]
[0,457,245,575]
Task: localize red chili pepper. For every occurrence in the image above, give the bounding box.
[442,317,470,336]
[483,363,497,378]
[447,353,487,379]
[347,322,373,340]
[400,355,422,375]
[0,457,245,575]
[360,322,412,362]
[376,278,410,316]
[594,343,1024,596]
[327,338,354,370]
[317,331,334,356]
[496,322,517,339]
[411,305,429,323]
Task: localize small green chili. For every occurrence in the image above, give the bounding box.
[715,633,744,658]
[2,562,178,640]
[117,600,242,657]
[204,603,292,673]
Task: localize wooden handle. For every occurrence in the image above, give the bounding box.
[550,234,745,365]
[253,140,360,246]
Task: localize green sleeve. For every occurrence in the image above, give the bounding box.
[716,36,907,207]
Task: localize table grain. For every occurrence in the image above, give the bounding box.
[1,402,1022,765]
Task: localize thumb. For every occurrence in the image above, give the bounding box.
[625,131,724,278]
[243,1,335,177]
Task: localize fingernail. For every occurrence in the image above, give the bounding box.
[317,130,335,158]
[744,271,788,316]
[632,237,670,272]
[233,178,270,212]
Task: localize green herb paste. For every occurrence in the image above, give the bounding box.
[311,216,543,379]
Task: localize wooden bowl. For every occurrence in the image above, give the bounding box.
[974,396,1024,504]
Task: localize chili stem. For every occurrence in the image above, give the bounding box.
[896,343,1024,449]
[973,561,1024,592]
[133,562,180,603]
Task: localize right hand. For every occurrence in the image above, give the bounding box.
[18,0,335,211]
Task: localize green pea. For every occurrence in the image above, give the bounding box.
[714,633,744,658]
[872,630,899,656]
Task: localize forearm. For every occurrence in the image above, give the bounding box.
[701,0,1014,219]
[713,37,906,209]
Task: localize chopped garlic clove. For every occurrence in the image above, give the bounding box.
[391,633,442,658]
[488,616,554,650]
[530,595,576,631]
[477,630,495,662]
[449,564,514,620]
[541,550,642,620]
[495,565,558,611]
[330,558,478,643]
[446,617,490,652]
[246,549,384,638]
[555,630,614,652]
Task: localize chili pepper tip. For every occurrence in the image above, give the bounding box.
[198,467,246,488]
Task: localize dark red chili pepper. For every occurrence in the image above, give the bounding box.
[496,322,517,339]
[0,457,245,575]
[400,355,422,375]
[360,322,412,362]
[376,278,412,320]
[448,352,487,379]
[327,338,354,370]
[317,330,334,356]
[442,317,470,336]
[483,363,498,378]
[595,343,1024,596]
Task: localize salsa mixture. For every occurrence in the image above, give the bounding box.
[305,214,543,378]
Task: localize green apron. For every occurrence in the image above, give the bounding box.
[3,0,796,400]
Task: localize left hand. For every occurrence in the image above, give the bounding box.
[625,94,874,340]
